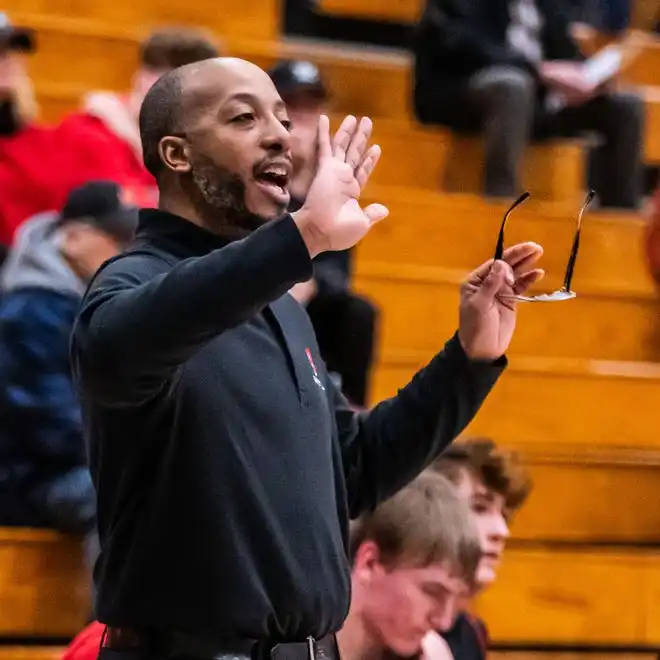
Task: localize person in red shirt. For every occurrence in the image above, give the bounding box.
[0,13,63,248]
[56,27,220,209]
[0,20,220,254]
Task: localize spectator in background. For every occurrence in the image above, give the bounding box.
[0,13,60,250]
[0,18,217,255]
[337,471,482,660]
[57,27,220,208]
[269,59,379,407]
[567,0,630,35]
[0,181,137,533]
[412,0,643,209]
[428,438,533,659]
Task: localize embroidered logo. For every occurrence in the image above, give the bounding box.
[305,348,325,391]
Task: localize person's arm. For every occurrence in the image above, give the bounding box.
[72,215,313,405]
[418,0,538,75]
[0,292,85,462]
[334,332,505,518]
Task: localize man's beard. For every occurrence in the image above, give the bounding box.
[185,153,272,238]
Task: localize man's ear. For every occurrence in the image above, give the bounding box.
[158,136,192,173]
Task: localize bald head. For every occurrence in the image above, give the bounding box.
[139,58,281,179]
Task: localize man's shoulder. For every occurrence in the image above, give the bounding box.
[87,243,177,292]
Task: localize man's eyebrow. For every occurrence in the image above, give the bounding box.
[223,92,287,112]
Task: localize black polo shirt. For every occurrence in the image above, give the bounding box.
[71,209,506,642]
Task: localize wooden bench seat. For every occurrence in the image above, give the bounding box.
[316,0,422,23]
[509,449,660,544]
[371,350,660,448]
[0,528,89,637]
[356,187,650,295]
[476,544,660,645]
[354,261,659,362]
[0,649,65,660]
[442,134,587,202]
[5,0,279,40]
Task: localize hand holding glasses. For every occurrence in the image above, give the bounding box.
[496,189,595,303]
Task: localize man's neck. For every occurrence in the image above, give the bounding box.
[337,611,382,660]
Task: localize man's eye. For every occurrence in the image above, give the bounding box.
[281,119,293,131]
[232,113,255,123]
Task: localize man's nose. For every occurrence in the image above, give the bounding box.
[491,514,510,541]
[430,597,458,632]
[262,117,292,152]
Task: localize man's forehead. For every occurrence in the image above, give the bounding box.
[405,563,468,594]
[182,58,282,109]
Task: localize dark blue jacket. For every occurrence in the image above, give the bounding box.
[0,213,86,494]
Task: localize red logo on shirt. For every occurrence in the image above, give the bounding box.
[305,348,324,390]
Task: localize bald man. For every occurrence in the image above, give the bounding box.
[70,57,543,660]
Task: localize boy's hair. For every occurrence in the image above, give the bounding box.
[139,27,220,71]
[432,438,533,515]
[349,471,482,588]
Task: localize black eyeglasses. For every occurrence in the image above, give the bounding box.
[495,189,595,303]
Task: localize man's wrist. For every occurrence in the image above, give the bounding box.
[291,209,327,259]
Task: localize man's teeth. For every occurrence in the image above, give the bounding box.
[264,167,286,176]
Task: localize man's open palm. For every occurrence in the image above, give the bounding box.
[296,114,388,255]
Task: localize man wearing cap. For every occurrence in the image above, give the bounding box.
[270,59,379,407]
[0,180,137,532]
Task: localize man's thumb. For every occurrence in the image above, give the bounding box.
[364,203,389,225]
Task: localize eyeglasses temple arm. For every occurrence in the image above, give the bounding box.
[563,190,595,292]
[494,192,530,261]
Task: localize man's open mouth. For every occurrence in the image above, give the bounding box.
[254,161,292,203]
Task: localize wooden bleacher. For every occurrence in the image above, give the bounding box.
[316,0,422,24]
[0,529,89,638]
[3,0,660,657]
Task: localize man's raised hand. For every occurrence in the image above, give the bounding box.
[292,114,388,258]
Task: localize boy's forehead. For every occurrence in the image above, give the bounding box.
[408,562,469,594]
[454,466,487,496]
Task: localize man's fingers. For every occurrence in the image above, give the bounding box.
[355,144,381,190]
[317,115,333,160]
[470,261,512,303]
[467,257,515,285]
[332,115,357,161]
[502,242,544,271]
[513,268,545,294]
[344,116,373,171]
[363,203,389,226]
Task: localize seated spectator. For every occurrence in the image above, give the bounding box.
[429,437,533,659]
[0,181,137,533]
[269,59,379,407]
[412,0,643,209]
[0,20,219,254]
[337,471,481,660]
[0,13,61,246]
[57,27,220,209]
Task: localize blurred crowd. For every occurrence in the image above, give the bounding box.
[0,0,654,658]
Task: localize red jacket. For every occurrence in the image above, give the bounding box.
[0,123,91,245]
[57,91,158,208]
[0,92,158,246]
